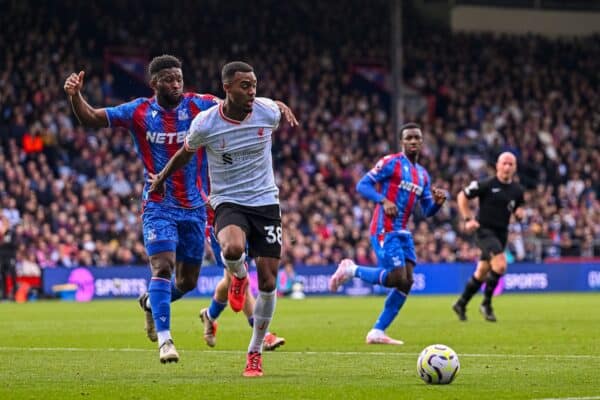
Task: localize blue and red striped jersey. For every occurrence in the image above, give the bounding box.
[360,153,439,236]
[105,93,217,208]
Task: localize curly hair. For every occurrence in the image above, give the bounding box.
[148,54,182,76]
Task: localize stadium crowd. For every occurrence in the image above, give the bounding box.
[0,0,598,279]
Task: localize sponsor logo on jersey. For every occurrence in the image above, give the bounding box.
[222,153,233,164]
[399,180,423,195]
[146,131,187,144]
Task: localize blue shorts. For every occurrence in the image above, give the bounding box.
[142,202,206,265]
[370,231,417,270]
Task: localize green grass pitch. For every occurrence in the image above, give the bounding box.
[1,293,599,399]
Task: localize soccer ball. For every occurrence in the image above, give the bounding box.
[417,344,460,384]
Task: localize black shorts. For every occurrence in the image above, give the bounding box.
[475,227,508,261]
[214,202,282,259]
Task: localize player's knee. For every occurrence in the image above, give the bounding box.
[490,253,507,274]
[221,242,245,260]
[398,277,413,294]
[257,274,276,292]
[149,257,174,279]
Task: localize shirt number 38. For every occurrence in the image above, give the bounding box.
[264,225,283,245]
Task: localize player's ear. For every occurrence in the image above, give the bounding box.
[149,75,157,91]
[223,82,231,93]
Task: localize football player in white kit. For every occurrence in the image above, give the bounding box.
[149,61,297,377]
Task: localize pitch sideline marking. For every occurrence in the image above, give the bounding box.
[533,397,600,400]
[0,347,598,360]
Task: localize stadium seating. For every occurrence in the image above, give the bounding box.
[0,0,598,276]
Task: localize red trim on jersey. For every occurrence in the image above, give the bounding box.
[206,205,215,227]
[132,102,162,202]
[164,111,191,208]
[187,95,201,116]
[218,103,252,125]
[401,165,420,229]
[383,160,402,232]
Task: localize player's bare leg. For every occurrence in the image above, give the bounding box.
[218,225,248,312]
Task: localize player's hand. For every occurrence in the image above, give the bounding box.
[64,71,85,96]
[148,173,166,195]
[464,219,480,234]
[274,100,299,127]
[432,187,447,205]
[382,198,398,217]
[514,207,525,221]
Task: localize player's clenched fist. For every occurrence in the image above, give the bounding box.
[64,71,85,96]
[432,187,447,205]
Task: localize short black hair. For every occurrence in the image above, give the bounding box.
[399,122,421,137]
[221,61,254,83]
[148,54,182,76]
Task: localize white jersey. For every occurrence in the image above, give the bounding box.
[184,97,281,208]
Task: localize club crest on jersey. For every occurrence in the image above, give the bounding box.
[178,110,189,120]
[147,229,157,242]
[257,127,264,137]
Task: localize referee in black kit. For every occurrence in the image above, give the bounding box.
[452,152,525,322]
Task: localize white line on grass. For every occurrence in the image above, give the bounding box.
[0,347,598,359]
[533,397,600,400]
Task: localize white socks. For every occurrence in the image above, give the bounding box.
[221,252,247,279]
[248,289,277,353]
[157,330,172,347]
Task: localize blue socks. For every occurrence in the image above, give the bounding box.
[355,265,388,285]
[148,277,171,332]
[374,289,407,331]
[170,278,185,302]
[207,297,227,320]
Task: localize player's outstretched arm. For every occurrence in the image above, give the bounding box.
[148,147,195,195]
[64,71,109,128]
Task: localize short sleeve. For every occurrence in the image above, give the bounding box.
[105,98,143,129]
[257,97,281,129]
[184,112,208,151]
[463,179,488,199]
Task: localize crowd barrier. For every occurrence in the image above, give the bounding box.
[41,262,600,302]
